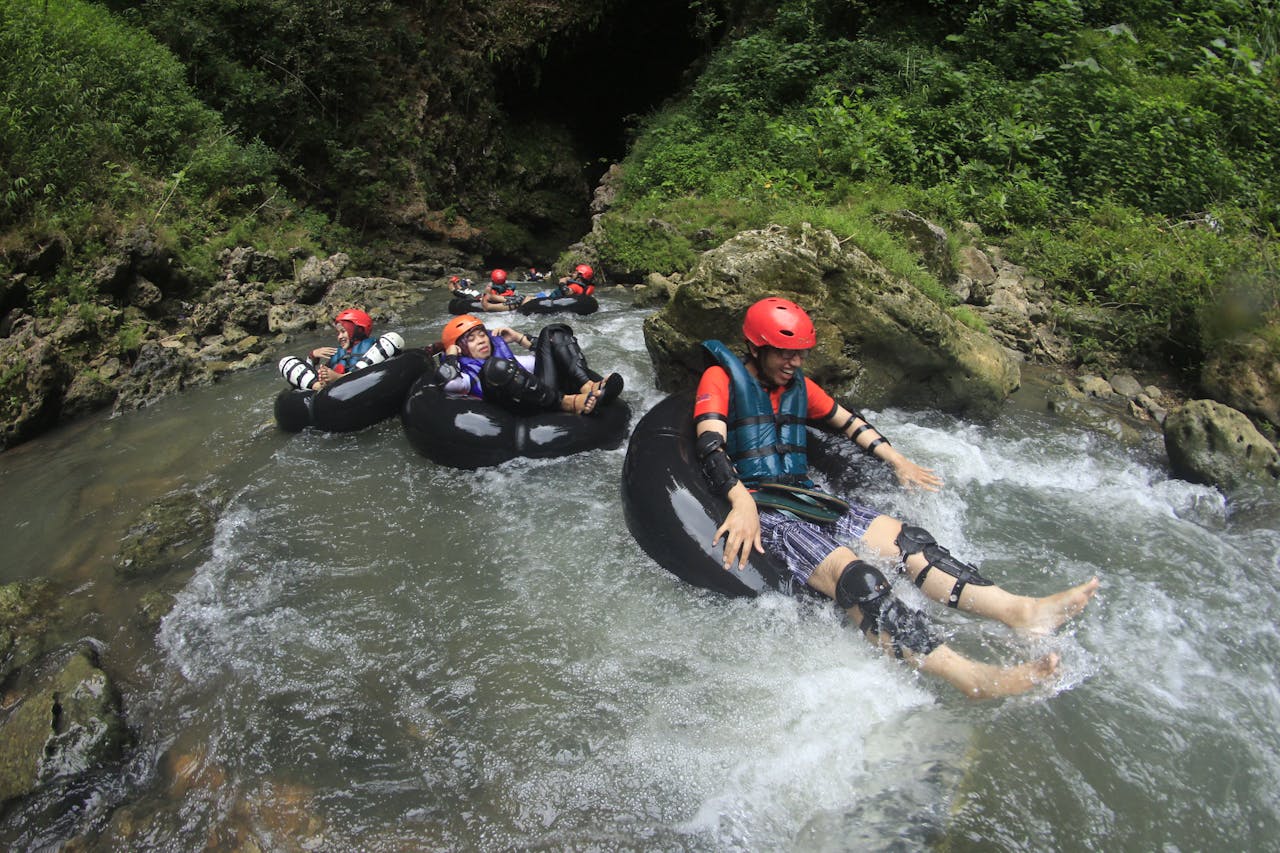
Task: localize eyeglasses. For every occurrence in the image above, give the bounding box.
[775,348,807,364]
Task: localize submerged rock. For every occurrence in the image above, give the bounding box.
[114,487,224,580]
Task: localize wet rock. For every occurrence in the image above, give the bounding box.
[1164,399,1280,491]
[112,342,213,414]
[636,272,677,307]
[1078,375,1115,398]
[60,369,117,420]
[1135,393,1168,425]
[0,648,127,805]
[0,318,72,450]
[114,488,223,580]
[644,223,1018,418]
[135,590,177,631]
[0,580,63,684]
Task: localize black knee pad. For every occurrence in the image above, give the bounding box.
[481,357,519,388]
[480,358,557,410]
[834,560,890,610]
[895,525,992,608]
[834,560,939,657]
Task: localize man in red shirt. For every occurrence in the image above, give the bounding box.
[694,297,1099,699]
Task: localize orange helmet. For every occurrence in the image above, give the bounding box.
[490,268,508,286]
[441,314,485,351]
[743,298,815,349]
[334,308,373,340]
[574,263,594,281]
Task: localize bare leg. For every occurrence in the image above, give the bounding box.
[860,516,1099,635]
[807,549,1059,700]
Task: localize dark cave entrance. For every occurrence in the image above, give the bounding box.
[487,0,714,265]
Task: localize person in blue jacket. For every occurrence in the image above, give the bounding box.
[435,314,622,415]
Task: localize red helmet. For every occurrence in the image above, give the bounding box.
[334,308,373,340]
[490,269,508,286]
[449,275,460,284]
[442,314,485,351]
[574,263,594,281]
[742,298,816,349]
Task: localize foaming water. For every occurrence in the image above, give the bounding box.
[1,291,1278,850]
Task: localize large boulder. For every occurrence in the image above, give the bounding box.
[1164,399,1280,491]
[643,224,1019,417]
[1199,331,1280,432]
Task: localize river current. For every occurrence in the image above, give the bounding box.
[2,290,1278,851]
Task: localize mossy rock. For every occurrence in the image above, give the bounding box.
[0,649,128,805]
[0,579,63,684]
[645,224,1019,418]
[114,488,224,580]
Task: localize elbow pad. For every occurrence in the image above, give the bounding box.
[435,355,460,384]
[695,431,739,497]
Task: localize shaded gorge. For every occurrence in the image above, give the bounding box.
[1,291,1278,850]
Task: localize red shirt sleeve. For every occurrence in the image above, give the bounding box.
[804,377,836,421]
[694,367,731,419]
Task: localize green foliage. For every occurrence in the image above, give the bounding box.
[0,0,279,232]
[1006,202,1272,364]
[608,0,1280,367]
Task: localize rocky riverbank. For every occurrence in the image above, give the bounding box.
[2,214,1277,818]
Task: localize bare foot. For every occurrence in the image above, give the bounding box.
[922,646,1061,700]
[1016,576,1100,636]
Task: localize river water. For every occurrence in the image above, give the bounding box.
[2,290,1278,851]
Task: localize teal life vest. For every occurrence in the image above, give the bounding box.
[329,337,375,373]
[701,340,850,523]
[702,339,812,488]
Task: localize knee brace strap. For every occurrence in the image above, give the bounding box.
[835,560,939,657]
[895,525,992,608]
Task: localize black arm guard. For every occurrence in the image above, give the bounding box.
[695,431,739,497]
[434,355,460,384]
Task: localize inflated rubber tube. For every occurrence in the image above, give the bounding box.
[517,294,598,316]
[274,349,431,433]
[447,295,487,315]
[621,391,793,598]
[401,376,631,469]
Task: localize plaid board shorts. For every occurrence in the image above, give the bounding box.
[757,499,883,586]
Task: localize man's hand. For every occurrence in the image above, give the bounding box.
[886,452,943,492]
[714,484,764,571]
